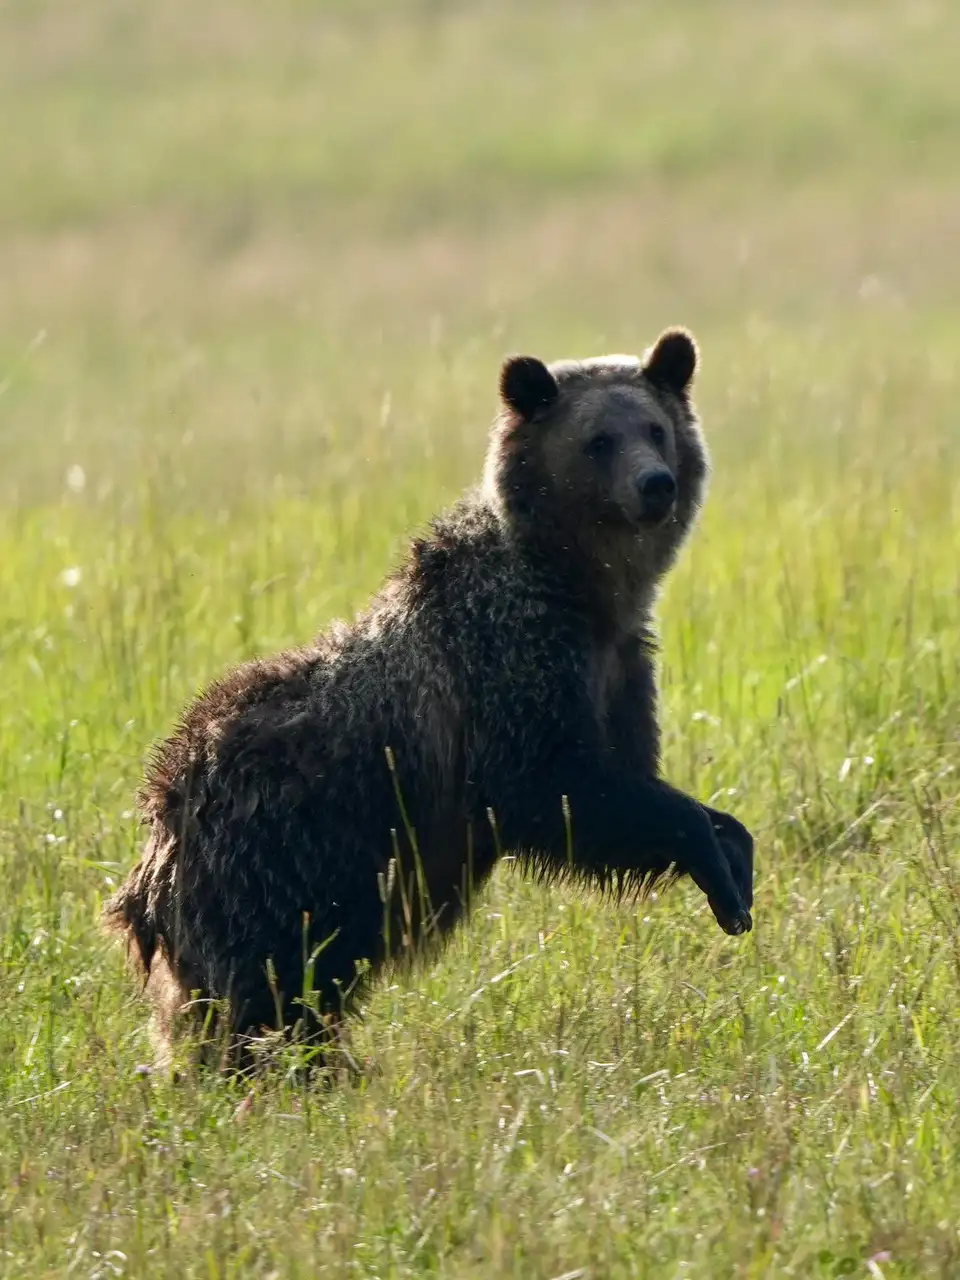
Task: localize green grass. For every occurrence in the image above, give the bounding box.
[2,0,960,1274]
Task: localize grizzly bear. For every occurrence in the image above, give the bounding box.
[105,327,754,1065]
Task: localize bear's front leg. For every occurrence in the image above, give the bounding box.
[637,779,753,936]
[486,753,753,936]
[702,805,754,912]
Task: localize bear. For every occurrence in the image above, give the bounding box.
[104,326,754,1069]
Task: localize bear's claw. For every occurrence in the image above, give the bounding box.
[709,899,753,936]
[725,908,753,936]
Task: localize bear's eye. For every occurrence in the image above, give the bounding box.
[584,432,615,460]
[650,423,667,448]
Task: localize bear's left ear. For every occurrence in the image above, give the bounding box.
[642,328,699,397]
[500,355,559,421]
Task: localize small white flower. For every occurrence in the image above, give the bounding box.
[65,464,86,493]
[60,566,82,588]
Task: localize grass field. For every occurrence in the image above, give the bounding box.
[2,1,960,1274]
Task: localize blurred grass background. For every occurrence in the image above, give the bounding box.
[1,1,959,1276]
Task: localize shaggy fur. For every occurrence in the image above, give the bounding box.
[105,327,754,1065]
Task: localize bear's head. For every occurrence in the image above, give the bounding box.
[484,328,709,606]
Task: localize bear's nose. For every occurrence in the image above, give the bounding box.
[637,469,677,523]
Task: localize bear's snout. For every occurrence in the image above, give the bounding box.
[636,469,677,524]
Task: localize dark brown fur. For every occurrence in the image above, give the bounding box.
[105,328,754,1068]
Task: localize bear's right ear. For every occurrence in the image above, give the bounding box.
[642,328,699,397]
[500,356,559,422]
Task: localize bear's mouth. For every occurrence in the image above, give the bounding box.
[635,500,676,528]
